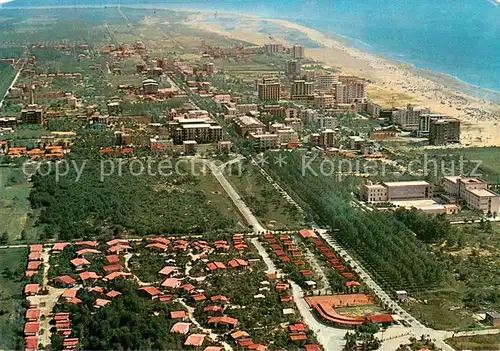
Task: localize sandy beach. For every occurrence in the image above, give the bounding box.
[182,11,500,147]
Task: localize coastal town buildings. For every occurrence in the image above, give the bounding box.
[291,80,314,100]
[292,45,305,59]
[429,118,460,145]
[361,181,432,202]
[442,176,499,214]
[335,76,366,104]
[257,77,281,101]
[391,104,431,131]
[264,43,284,54]
[233,116,266,136]
[21,105,44,124]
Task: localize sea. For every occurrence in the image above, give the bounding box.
[1,0,499,94]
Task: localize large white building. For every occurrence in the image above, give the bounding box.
[442,176,499,214]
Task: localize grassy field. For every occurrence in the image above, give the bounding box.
[0,167,33,242]
[0,62,15,100]
[225,160,304,230]
[0,248,27,350]
[445,334,500,350]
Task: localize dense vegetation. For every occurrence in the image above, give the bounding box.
[0,62,15,100]
[29,159,235,240]
[52,280,191,350]
[264,151,446,291]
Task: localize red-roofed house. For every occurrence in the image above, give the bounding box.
[61,288,78,300]
[28,252,42,261]
[145,243,169,251]
[203,305,223,314]
[103,264,123,273]
[25,336,38,351]
[76,248,101,257]
[184,334,205,347]
[27,261,42,270]
[207,316,238,329]
[170,322,191,335]
[138,286,163,299]
[53,275,77,287]
[62,338,79,350]
[149,237,170,245]
[24,322,40,336]
[106,290,121,298]
[52,242,68,252]
[75,241,99,248]
[103,272,131,281]
[231,330,249,339]
[29,245,43,253]
[105,255,120,264]
[107,244,132,255]
[204,347,222,351]
[289,332,308,342]
[305,344,321,351]
[25,308,41,321]
[79,271,100,282]
[95,298,111,308]
[367,314,393,325]
[24,284,40,296]
[106,239,129,247]
[70,258,90,271]
[162,278,181,289]
[170,310,187,320]
[158,266,178,276]
[299,229,317,238]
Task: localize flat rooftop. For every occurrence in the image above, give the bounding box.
[383,181,430,187]
[469,189,499,198]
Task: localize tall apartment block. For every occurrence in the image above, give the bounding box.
[257,77,281,102]
[335,76,366,104]
[429,118,460,145]
[317,73,339,91]
[264,43,284,54]
[292,45,305,59]
[286,60,302,76]
[21,105,44,124]
[391,104,430,131]
[291,80,314,99]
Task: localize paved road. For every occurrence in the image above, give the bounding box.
[0,57,25,110]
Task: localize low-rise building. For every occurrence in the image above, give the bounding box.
[233,115,265,136]
[248,132,279,150]
[361,181,432,202]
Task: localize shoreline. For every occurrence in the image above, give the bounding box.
[1,4,499,146]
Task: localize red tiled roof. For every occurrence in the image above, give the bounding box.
[184,334,205,347]
[62,288,78,299]
[25,336,38,350]
[208,316,238,327]
[367,314,393,324]
[105,255,120,264]
[170,310,187,319]
[238,338,254,347]
[76,248,101,256]
[211,295,230,304]
[27,261,42,270]
[299,229,317,238]
[88,286,104,294]
[54,275,76,285]
[150,237,171,245]
[79,271,100,281]
[95,298,111,307]
[158,266,178,276]
[345,281,360,287]
[54,313,70,321]
[106,290,121,298]
[106,239,129,247]
[162,278,181,289]
[305,344,321,351]
[24,284,40,295]
[103,264,123,272]
[204,347,222,351]
[28,252,42,261]
[25,308,41,320]
[138,286,163,296]
[103,272,131,281]
[289,323,306,333]
[24,322,40,334]
[25,270,38,278]
[70,258,90,267]
[145,243,169,251]
[29,245,43,253]
[75,241,98,247]
[62,338,79,348]
[289,332,308,342]
[230,330,249,339]
[170,322,191,334]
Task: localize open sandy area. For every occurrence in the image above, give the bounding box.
[182,11,500,147]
